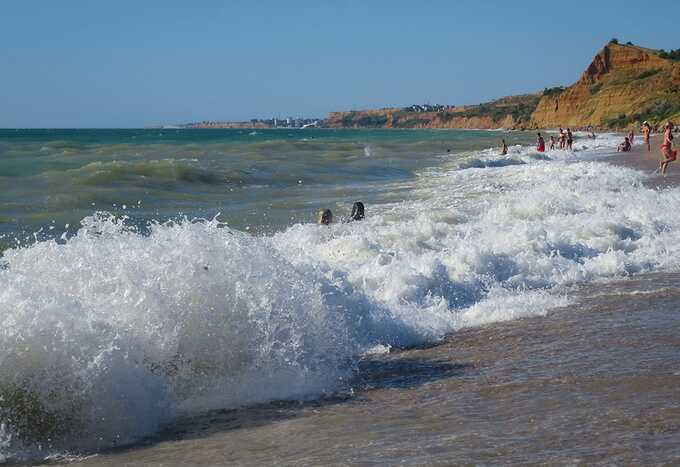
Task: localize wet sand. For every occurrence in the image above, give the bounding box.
[44,136,680,467]
[46,276,680,466]
[613,135,680,189]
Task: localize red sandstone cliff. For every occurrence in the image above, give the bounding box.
[326,42,680,130]
[531,43,680,128]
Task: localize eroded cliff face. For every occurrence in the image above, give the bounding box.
[324,43,680,130]
[531,43,680,128]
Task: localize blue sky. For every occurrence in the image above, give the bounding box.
[2,0,679,128]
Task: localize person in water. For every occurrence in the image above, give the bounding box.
[660,122,677,175]
[549,136,556,150]
[318,209,333,225]
[536,133,546,152]
[617,137,631,152]
[566,128,573,151]
[628,128,635,144]
[500,139,508,155]
[558,128,566,149]
[348,201,365,222]
[642,121,652,152]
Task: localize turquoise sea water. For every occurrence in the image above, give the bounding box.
[0,128,533,249]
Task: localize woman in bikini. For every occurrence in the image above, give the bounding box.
[558,128,565,149]
[642,121,651,152]
[659,122,676,175]
[566,128,573,151]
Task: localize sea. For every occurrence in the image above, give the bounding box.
[1,128,679,465]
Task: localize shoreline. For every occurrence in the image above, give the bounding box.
[43,132,680,467]
[603,134,680,190]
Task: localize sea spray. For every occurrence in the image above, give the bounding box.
[0,215,361,459]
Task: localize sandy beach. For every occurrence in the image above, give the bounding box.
[612,135,680,189]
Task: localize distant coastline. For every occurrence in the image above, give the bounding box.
[169,41,680,132]
[164,117,323,130]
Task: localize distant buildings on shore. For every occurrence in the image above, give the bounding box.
[401,104,454,113]
[169,104,457,129]
[176,117,323,129]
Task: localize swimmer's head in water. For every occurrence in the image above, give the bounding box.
[318,209,333,225]
[350,201,365,221]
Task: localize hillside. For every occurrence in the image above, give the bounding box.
[326,95,540,130]
[531,42,680,129]
[325,42,680,130]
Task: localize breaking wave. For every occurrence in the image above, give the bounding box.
[3,132,679,462]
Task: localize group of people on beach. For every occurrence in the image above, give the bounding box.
[318,201,365,225]
[499,120,677,176]
[617,120,676,175]
[616,126,642,153]
[533,127,574,153]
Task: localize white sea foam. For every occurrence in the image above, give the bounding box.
[1,133,677,461]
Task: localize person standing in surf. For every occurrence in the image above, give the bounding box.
[642,121,651,152]
[566,128,573,151]
[628,128,635,144]
[659,122,676,175]
[500,139,508,155]
[549,136,556,150]
[536,133,546,152]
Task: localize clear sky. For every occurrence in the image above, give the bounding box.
[2,0,679,128]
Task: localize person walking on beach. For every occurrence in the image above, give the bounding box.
[566,128,573,151]
[500,139,508,155]
[537,133,546,152]
[659,122,677,175]
[642,121,651,152]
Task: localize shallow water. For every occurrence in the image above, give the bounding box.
[56,273,680,466]
[2,129,679,464]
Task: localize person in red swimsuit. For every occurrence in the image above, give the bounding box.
[536,133,546,152]
[660,122,677,175]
